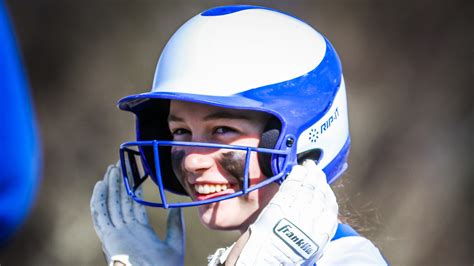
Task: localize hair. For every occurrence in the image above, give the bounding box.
[332,174,382,239]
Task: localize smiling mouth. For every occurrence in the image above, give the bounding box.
[193,183,237,201]
[194,184,229,194]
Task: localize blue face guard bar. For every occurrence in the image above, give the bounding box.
[119,140,292,208]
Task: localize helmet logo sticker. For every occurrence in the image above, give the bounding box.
[309,128,319,143]
[308,107,340,143]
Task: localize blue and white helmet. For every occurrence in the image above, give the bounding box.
[118,5,350,208]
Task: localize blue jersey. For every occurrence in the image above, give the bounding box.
[316,224,387,265]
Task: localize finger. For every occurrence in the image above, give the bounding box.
[279,165,306,194]
[303,160,337,205]
[121,182,135,224]
[121,157,147,223]
[122,156,134,181]
[296,160,327,206]
[90,181,112,238]
[107,165,125,227]
[284,161,326,224]
[269,165,306,208]
[103,165,114,181]
[302,160,339,218]
[303,160,327,189]
[165,208,185,253]
[119,148,150,224]
[133,186,149,225]
[285,164,307,183]
[117,162,135,224]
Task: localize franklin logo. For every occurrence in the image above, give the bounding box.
[274,219,319,259]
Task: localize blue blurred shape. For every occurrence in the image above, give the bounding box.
[0,0,41,244]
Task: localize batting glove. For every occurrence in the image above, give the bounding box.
[235,160,339,265]
[90,163,185,266]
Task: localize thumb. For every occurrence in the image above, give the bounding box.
[165,208,185,253]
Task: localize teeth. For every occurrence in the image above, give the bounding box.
[195,184,229,194]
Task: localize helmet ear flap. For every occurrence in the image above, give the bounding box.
[257,116,282,177]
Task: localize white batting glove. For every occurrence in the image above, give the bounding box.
[90,163,185,266]
[236,160,339,265]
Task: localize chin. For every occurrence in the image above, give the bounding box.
[197,201,248,231]
[197,199,263,232]
[202,220,242,231]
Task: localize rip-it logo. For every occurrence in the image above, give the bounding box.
[308,107,339,143]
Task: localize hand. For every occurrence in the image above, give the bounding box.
[231,160,339,265]
[90,163,185,266]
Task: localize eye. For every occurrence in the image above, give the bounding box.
[171,128,190,136]
[213,126,237,135]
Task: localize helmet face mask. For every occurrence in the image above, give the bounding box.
[118,5,350,208]
[120,139,292,208]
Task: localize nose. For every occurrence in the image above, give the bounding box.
[182,148,215,175]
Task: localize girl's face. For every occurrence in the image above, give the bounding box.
[168,100,279,232]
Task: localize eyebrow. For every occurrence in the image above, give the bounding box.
[203,111,252,121]
[168,111,252,123]
[167,114,183,122]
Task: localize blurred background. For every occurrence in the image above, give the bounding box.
[1,0,472,265]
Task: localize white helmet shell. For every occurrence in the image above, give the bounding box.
[153,8,327,96]
[118,5,350,206]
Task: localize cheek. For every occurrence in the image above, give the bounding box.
[218,150,266,186]
[236,139,265,181]
[170,149,186,185]
[249,152,266,185]
[218,151,246,181]
[171,149,185,173]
